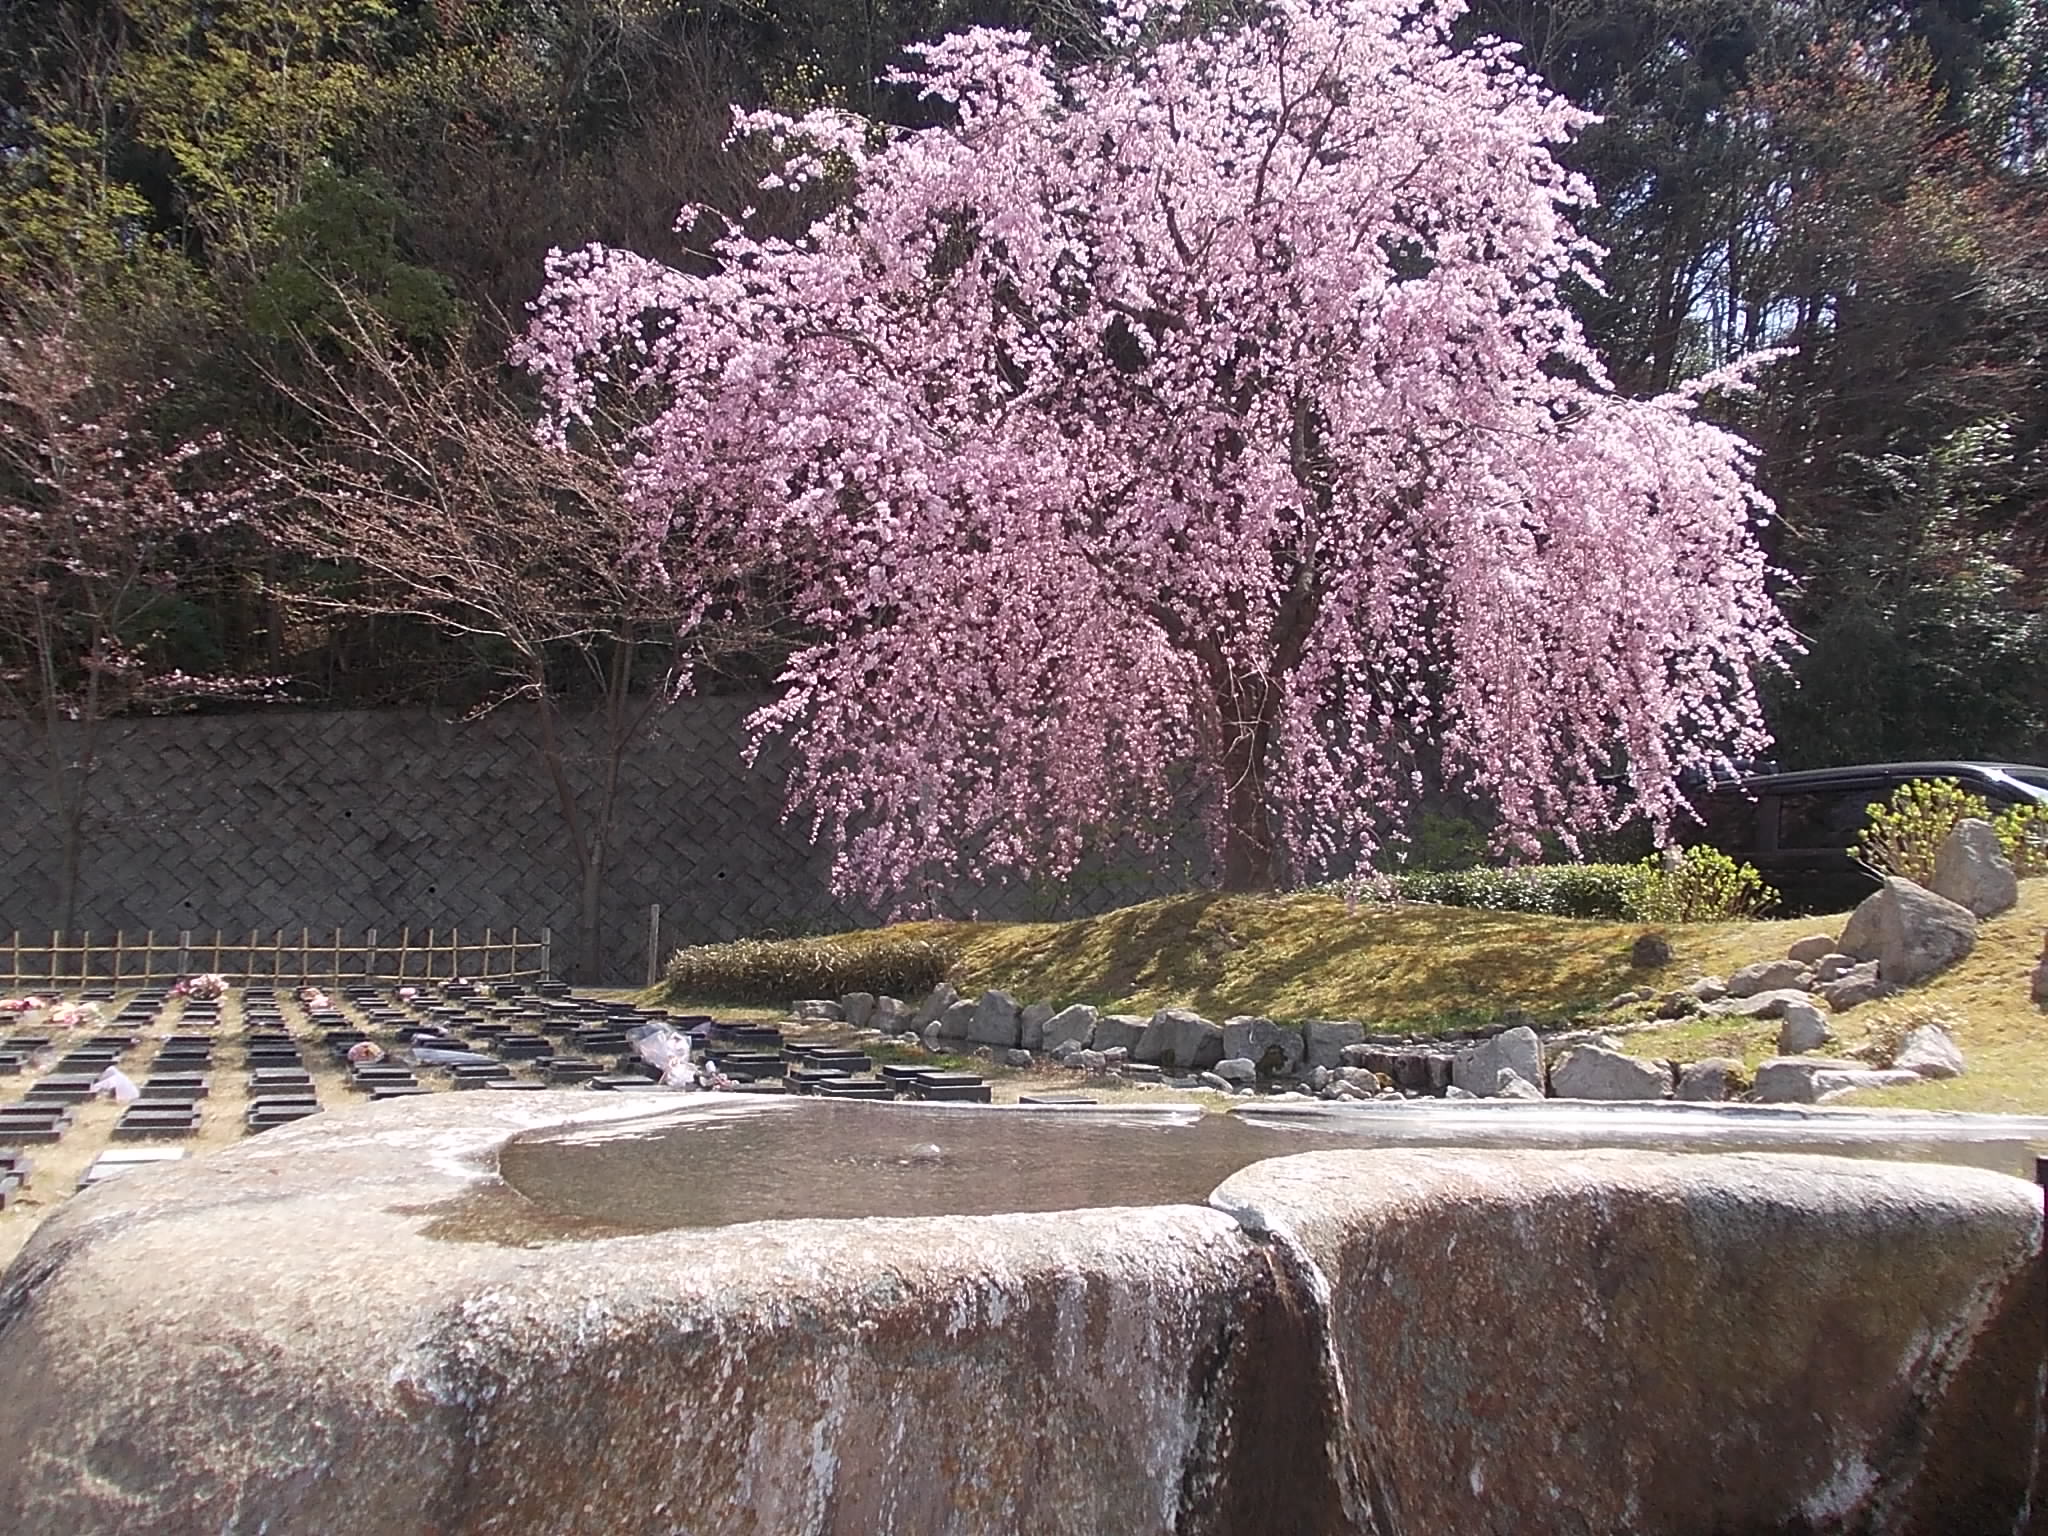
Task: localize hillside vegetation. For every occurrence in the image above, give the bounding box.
[665,882,2048,1113]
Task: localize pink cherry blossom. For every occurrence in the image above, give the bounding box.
[520,0,1791,907]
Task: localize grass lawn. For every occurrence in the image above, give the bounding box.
[664,880,2048,1113]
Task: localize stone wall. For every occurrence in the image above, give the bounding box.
[0,699,1198,981]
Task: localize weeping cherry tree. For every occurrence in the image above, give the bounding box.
[519,0,1791,906]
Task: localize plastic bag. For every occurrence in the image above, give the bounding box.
[91,1066,141,1104]
[624,1022,697,1088]
[405,1034,499,1068]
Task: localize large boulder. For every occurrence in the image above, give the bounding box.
[1092,1013,1148,1054]
[1018,1002,1055,1053]
[1674,1058,1746,1102]
[1752,1056,1838,1104]
[0,1096,1282,1536]
[1450,1025,1544,1097]
[938,998,977,1040]
[1931,818,2019,918]
[9,1102,2042,1536]
[1547,1045,1672,1100]
[1211,1149,2046,1536]
[966,990,1023,1049]
[1041,1004,1098,1054]
[1785,934,1837,965]
[1221,1016,1305,1078]
[1302,1019,1366,1072]
[914,982,959,1030]
[1894,1022,1966,1080]
[1725,959,1812,999]
[1838,877,1977,987]
[871,996,915,1034]
[839,992,876,1030]
[1134,1009,1225,1071]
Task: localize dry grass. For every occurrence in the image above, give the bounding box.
[720,881,2048,1111]
[1602,881,2048,1114]
[886,890,1850,1033]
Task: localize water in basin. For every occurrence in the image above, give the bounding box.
[471,1097,2048,1240]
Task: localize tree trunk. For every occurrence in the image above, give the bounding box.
[1213,673,1280,893]
[1219,764,1277,891]
[577,850,607,985]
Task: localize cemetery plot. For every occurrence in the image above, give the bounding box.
[0,975,1003,1267]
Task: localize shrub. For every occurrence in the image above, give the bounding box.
[1385,811,1491,872]
[663,933,959,1004]
[1852,778,1991,883]
[1624,846,1777,923]
[1993,803,2048,877]
[1392,865,1639,918]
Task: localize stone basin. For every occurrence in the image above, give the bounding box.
[0,1091,2041,1535]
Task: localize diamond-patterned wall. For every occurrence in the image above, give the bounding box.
[0,699,1199,981]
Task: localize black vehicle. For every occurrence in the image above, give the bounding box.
[1687,761,2048,914]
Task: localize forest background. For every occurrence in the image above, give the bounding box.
[4,0,2046,793]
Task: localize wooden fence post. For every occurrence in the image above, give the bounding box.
[143,930,155,983]
[366,928,378,980]
[539,927,552,980]
[177,930,191,976]
[646,904,661,989]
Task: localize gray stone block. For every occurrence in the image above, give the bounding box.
[1303,1019,1365,1072]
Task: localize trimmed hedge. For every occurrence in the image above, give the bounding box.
[1394,848,1778,922]
[663,934,958,1005]
[1393,865,1638,918]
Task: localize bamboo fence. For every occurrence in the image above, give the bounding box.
[0,927,553,987]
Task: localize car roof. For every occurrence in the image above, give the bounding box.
[1701,761,2048,802]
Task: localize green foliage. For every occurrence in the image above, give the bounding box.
[1768,430,2048,767]
[1852,778,1992,883]
[1384,811,1490,872]
[1993,803,2048,877]
[664,932,958,1004]
[1624,846,1778,924]
[243,169,464,347]
[1395,848,1777,923]
[1393,865,1639,919]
